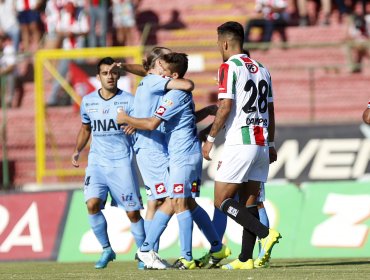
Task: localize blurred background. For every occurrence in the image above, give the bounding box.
[0,0,369,263]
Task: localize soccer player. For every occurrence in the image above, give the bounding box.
[109,47,195,256]
[202,21,282,269]
[71,57,145,269]
[363,101,370,124]
[117,53,231,270]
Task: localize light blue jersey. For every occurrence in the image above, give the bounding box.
[154,89,202,198]
[133,74,170,200]
[80,89,143,211]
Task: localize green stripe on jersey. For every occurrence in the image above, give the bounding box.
[232,72,237,95]
[230,58,243,66]
[241,126,251,144]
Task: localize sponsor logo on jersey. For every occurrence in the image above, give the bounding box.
[173,184,184,194]
[155,106,166,116]
[163,98,173,107]
[246,117,268,127]
[85,102,99,107]
[155,183,166,194]
[87,109,98,113]
[102,108,110,114]
[128,202,136,207]
[227,206,239,217]
[114,101,128,105]
[91,119,121,132]
[191,181,199,193]
[217,161,222,170]
[145,185,153,196]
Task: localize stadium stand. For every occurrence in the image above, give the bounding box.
[0,0,369,186]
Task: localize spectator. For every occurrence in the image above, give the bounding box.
[47,0,89,106]
[297,0,331,26]
[87,0,108,47]
[112,0,138,46]
[244,0,290,45]
[0,34,17,108]
[42,0,63,50]
[346,10,369,73]
[0,0,20,52]
[15,0,43,52]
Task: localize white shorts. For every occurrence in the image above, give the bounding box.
[215,144,269,184]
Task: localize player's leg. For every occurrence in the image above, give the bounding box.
[84,166,116,269]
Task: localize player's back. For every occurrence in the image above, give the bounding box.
[80,89,134,166]
[219,54,273,146]
[133,74,169,151]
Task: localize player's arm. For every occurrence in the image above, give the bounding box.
[117,110,162,131]
[195,104,218,123]
[108,62,147,77]
[72,123,91,168]
[363,101,370,124]
[202,98,232,160]
[166,78,194,92]
[267,102,277,163]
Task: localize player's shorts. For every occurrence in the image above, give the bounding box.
[257,182,266,203]
[167,152,202,199]
[83,163,143,212]
[215,144,269,183]
[136,148,169,201]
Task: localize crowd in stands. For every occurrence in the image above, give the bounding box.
[0,0,369,107]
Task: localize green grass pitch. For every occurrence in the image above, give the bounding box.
[0,258,369,280]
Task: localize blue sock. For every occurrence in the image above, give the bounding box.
[212,207,228,240]
[144,219,160,252]
[192,206,222,252]
[140,211,171,252]
[131,218,145,248]
[177,210,193,261]
[258,207,269,253]
[88,212,110,249]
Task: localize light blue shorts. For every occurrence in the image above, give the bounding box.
[84,163,143,212]
[167,152,202,199]
[136,148,169,201]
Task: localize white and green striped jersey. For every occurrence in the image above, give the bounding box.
[217,54,274,146]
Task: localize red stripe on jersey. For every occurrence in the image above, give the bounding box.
[241,57,253,64]
[25,0,30,10]
[253,126,265,146]
[218,63,229,94]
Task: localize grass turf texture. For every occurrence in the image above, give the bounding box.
[0,258,369,280]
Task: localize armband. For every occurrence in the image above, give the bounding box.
[207,135,216,143]
[268,141,275,148]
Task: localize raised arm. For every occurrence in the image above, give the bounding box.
[166,78,194,92]
[117,110,161,131]
[108,62,147,77]
[71,123,91,167]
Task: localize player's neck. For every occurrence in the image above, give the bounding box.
[99,88,117,100]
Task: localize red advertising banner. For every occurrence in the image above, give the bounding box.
[0,191,70,261]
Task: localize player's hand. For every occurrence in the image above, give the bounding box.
[71,151,80,168]
[123,125,136,135]
[269,147,277,163]
[202,141,213,161]
[116,109,128,125]
[108,62,122,75]
[198,128,208,142]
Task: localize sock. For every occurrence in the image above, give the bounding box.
[140,211,171,252]
[131,218,145,248]
[144,219,160,252]
[258,207,270,253]
[177,210,193,261]
[192,206,222,252]
[220,198,269,239]
[212,207,228,240]
[239,206,259,262]
[88,211,110,249]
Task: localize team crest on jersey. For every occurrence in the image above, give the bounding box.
[241,57,259,73]
[155,106,166,116]
[174,184,184,194]
[217,161,223,170]
[155,183,166,194]
[116,106,123,112]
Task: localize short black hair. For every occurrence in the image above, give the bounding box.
[217,21,244,46]
[161,52,188,78]
[97,57,115,73]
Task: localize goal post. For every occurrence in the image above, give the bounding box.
[34,46,143,183]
